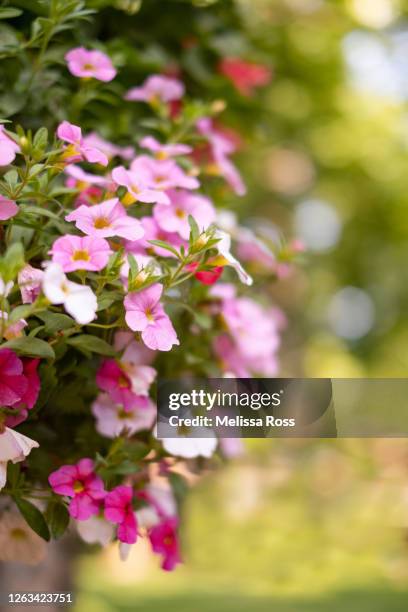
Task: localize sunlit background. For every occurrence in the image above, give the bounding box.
[72,0,408,609]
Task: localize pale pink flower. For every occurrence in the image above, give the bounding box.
[92,392,156,438]
[18,264,44,304]
[125,75,184,103]
[49,235,112,272]
[64,164,111,188]
[76,512,115,547]
[124,283,179,351]
[0,196,18,220]
[235,227,276,269]
[140,136,191,159]
[0,311,27,341]
[0,427,39,490]
[121,342,156,395]
[66,198,144,241]
[57,121,108,166]
[104,485,137,544]
[49,458,106,520]
[114,333,156,364]
[125,216,184,259]
[0,126,20,166]
[82,132,134,160]
[42,263,98,325]
[154,190,216,240]
[130,155,199,191]
[197,117,246,196]
[111,166,170,205]
[65,47,116,82]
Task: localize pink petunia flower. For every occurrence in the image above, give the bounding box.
[92,392,156,438]
[49,235,112,272]
[104,485,137,544]
[18,264,44,304]
[57,121,108,166]
[111,166,170,206]
[0,196,18,221]
[82,132,134,161]
[140,136,192,159]
[125,216,185,259]
[64,164,111,189]
[125,75,184,104]
[0,126,20,166]
[49,458,106,520]
[124,284,179,352]
[96,358,153,409]
[65,198,144,241]
[197,118,246,196]
[0,428,38,491]
[130,155,199,192]
[0,349,28,408]
[65,47,116,82]
[149,517,181,571]
[218,57,271,96]
[153,190,216,240]
[6,359,41,428]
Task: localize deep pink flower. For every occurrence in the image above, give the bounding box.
[49,235,112,272]
[125,216,184,258]
[130,155,199,191]
[65,47,116,82]
[104,485,137,544]
[125,75,184,104]
[6,359,41,428]
[18,264,44,304]
[0,349,28,407]
[96,359,152,409]
[49,458,106,521]
[0,196,18,220]
[0,126,20,166]
[124,284,179,352]
[140,136,191,159]
[57,121,108,166]
[186,261,223,285]
[197,118,246,196]
[111,166,170,206]
[153,190,216,240]
[149,517,181,571]
[219,57,271,96]
[65,198,144,241]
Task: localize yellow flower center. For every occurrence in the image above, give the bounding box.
[10,528,27,541]
[72,249,90,262]
[83,63,95,71]
[73,480,85,493]
[145,307,154,321]
[175,208,186,219]
[94,216,111,229]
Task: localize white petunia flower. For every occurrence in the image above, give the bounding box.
[42,263,97,325]
[0,428,39,490]
[156,423,218,459]
[214,230,253,286]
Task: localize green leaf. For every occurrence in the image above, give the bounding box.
[36,311,75,334]
[46,501,70,540]
[9,304,33,323]
[127,252,139,285]
[188,215,200,243]
[0,242,24,281]
[15,498,50,542]
[1,336,55,358]
[20,205,59,220]
[66,334,116,356]
[33,127,48,150]
[148,239,181,258]
[0,8,23,20]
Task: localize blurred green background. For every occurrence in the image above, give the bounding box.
[72,0,408,610]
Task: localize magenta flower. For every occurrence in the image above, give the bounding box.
[0,349,28,407]
[92,392,156,438]
[104,485,137,544]
[6,359,41,428]
[65,47,116,82]
[125,75,184,104]
[153,190,216,240]
[0,196,18,221]
[124,284,179,351]
[49,235,112,272]
[18,264,44,304]
[149,517,181,571]
[111,166,170,206]
[95,358,152,409]
[48,458,106,521]
[125,216,184,258]
[0,126,20,166]
[130,155,199,191]
[140,136,192,159]
[65,198,144,241]
[57,121,108,166]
